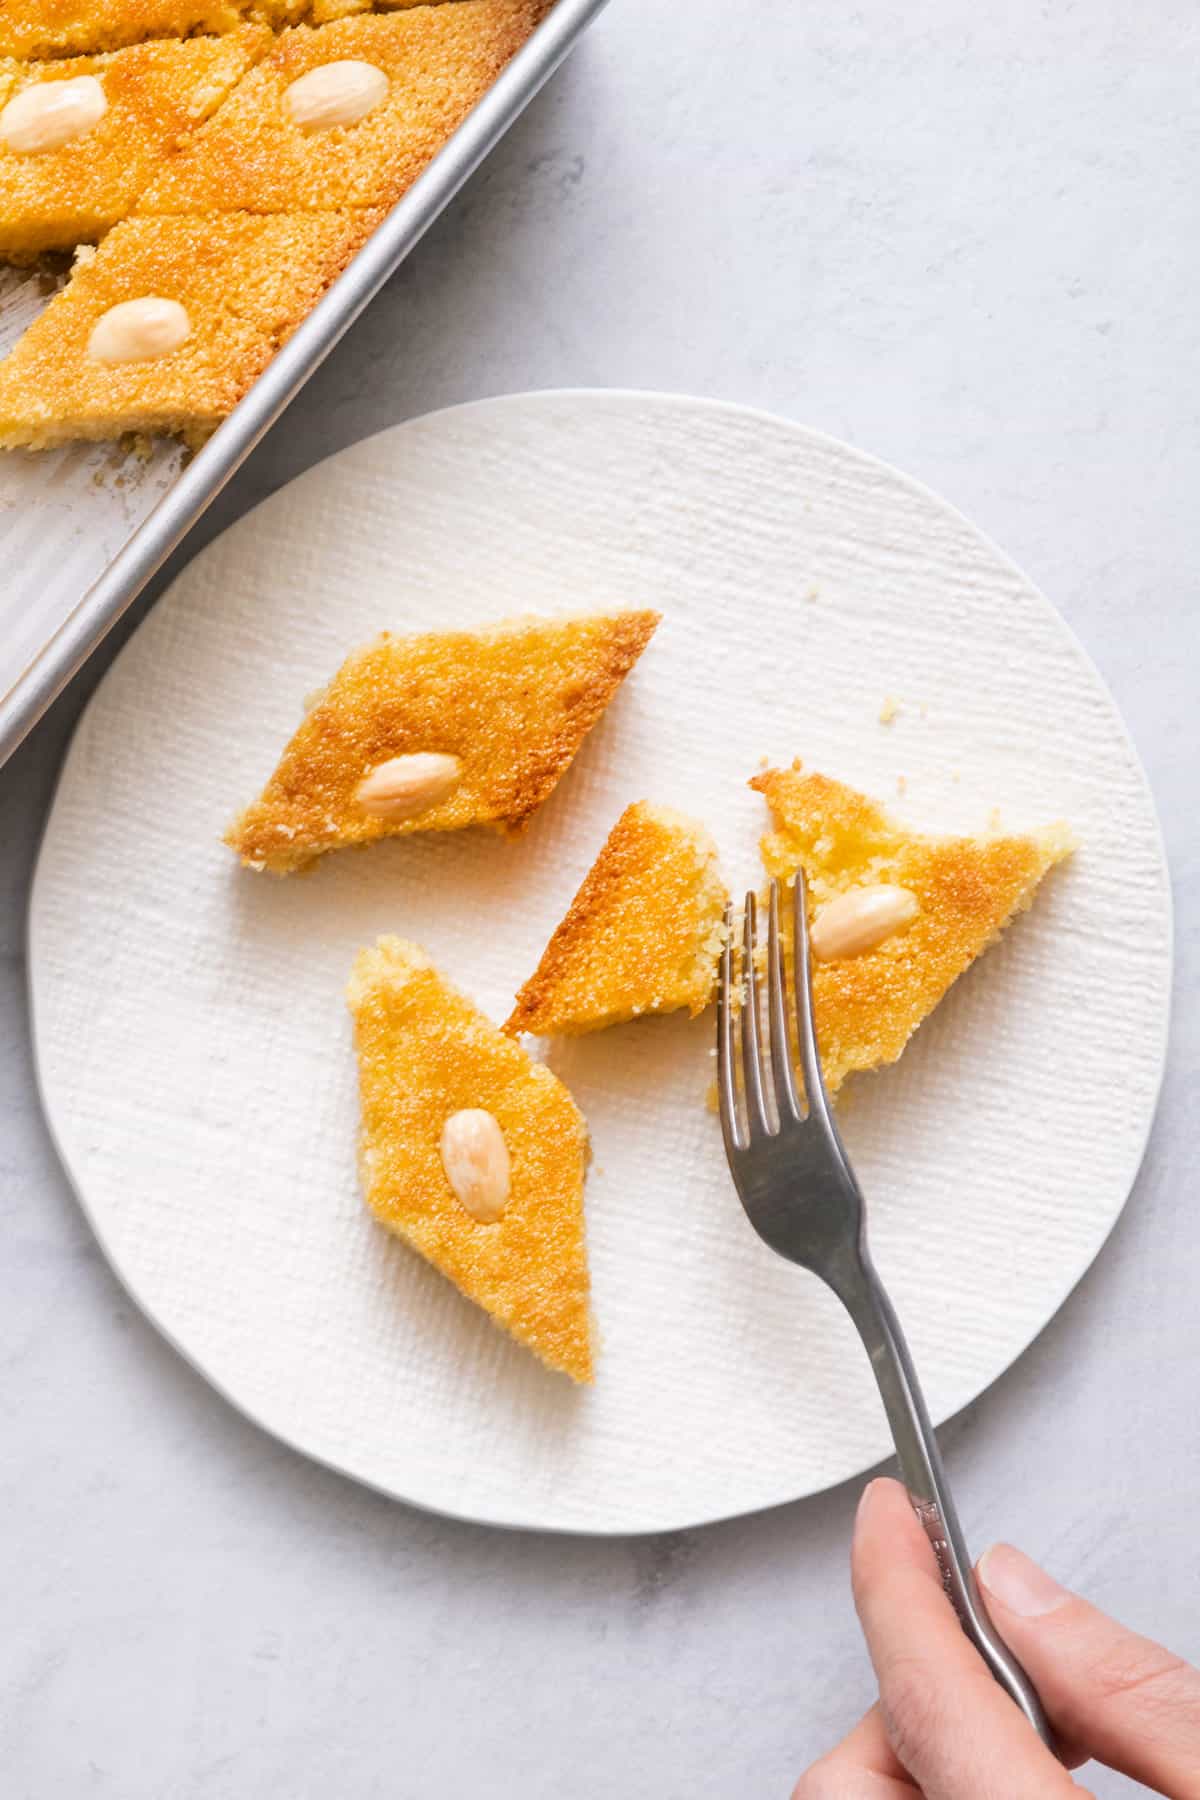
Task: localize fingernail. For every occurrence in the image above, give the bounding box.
[979,1543,1070,1618]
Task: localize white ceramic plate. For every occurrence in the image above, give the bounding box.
[29,392,1170,1535]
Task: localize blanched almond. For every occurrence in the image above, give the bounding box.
[0,75,106,154]
[282,60,388,131]
[355,752,461,820]
[86,297,190,365]
[441,1109,511,1223]
[809,884,919,961]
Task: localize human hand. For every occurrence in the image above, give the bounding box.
[794,1477,1200,1797]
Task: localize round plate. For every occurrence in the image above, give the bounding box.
[30,392,1170,1534]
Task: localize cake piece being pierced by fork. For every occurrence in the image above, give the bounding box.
[506,801,728,1036]
[752,761,1074,1095]
[225,610,660,874]
[348,937,594,1383]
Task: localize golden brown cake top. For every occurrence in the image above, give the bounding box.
[225,610,661,873]
[0,30,269,257]
[0,207,379,449]
[0,0,253,61]
[141,0,550,215]
[752,761,1074,1094]
[506,801,729,1037]
[348,936,593,1383]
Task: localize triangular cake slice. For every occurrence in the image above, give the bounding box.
[751,762,1073,1094]
[227,611,660,873]
[348,937,593,1383]
[506,801,728,1036]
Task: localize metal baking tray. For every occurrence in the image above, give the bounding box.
[0,0,608,767]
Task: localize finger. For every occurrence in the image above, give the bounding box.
[793,1705,920,1796]
[852,1479,1079,1799]
[978,1542,1200,1797]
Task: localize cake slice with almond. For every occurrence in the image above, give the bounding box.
[752,761,1073,1095]
[225,610,660,874]
[506,801,728,1036]
[0,208,380,450]
[348,937,593,1383]
[0,30,269,261]
[139,1,550,217]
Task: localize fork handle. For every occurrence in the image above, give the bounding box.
[839,1255,1056,1752]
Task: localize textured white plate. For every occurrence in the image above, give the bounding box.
[29,391,1170,1535]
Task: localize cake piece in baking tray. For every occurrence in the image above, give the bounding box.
[348,936,594,1384]
[225,610,661,873]
[0,29,269,262]
[0,208,381,450]
[140,0,549,215]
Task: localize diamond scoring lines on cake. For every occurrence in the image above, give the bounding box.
[0,0,265,61]
[0,0,469,62]
[0,29,270,261]
[348,938,594,1384]
[140,2,553,215]
[752,761,1075,1096]
[0,0,550,448]
[506,801,730,1036]
[224,611,662,873]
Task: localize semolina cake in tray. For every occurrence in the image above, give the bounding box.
[304,0,475,21]
[0,29,270,260]
[0,0,469,59]
[0,208,382,448]
[0,0,550,448]
[140,0,551,215]
[0,0,261,61]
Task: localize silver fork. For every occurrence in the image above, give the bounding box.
[717,873,1053,1747]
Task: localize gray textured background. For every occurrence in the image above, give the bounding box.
[2,3,1197,1794]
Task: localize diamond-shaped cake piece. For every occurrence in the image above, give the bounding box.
[506,802,728,1036]
[0,208,379,450]
[225,611,660,874]
[348,937,593,1383]
[752,762,1074,1095]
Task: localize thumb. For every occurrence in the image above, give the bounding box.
[978,1542,1200,1796]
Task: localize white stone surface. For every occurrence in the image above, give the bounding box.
[1,1,1196,1792]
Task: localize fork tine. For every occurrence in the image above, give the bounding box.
[740,892,772,1137]
[716,902,745,1153]
[791,867,833,1124]
[766,878,803,1121]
